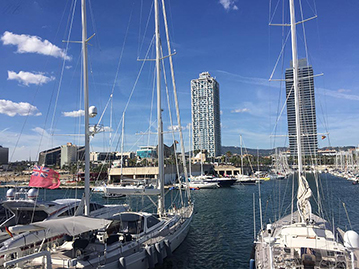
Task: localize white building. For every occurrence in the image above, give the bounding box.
[191,72,221,158]
[61,143,78,168]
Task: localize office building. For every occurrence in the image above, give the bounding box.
[38,146,61,166]
[285,59,318,156]
[61,143,78,168]
[0,146,9,165]
[191,72,221,158]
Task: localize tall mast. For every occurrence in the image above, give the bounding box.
[200,130,204,176]
[289,0,302,176]
[161,0,191,200]
[257,147,259,173]
[155,0,165,216]
[120,113,125,182]
[240,135,244,176]
[81,0,90,216]
[289,0,312,222]
[189,124,192,177]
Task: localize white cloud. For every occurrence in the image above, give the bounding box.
[0,127,63,162]
[167,125,188,131]
[337,89,352,93]
[103,126,112,132]
[231,108,250,113]
[216,70,278,88]
[317,87,359,101]
[219,0,238,11]
[8,70,55,86]
[0,99,41,117]
[62,110,85,118]
[1,31,71,60]
[32,127,51,137]
[65,66,72,70]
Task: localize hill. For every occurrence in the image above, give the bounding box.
[221,145,356,156]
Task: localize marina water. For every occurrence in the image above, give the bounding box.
[2,174,358,268]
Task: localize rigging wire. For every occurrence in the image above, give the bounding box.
[160,45,182,203]
[148,64,156,147]
[10,0,75,163]
[110,35,156,155]
[138,1,154,59]
[50,0,78,137]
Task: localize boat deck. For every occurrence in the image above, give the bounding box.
[255,212,359,268]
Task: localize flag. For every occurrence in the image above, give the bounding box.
[29,165,60,189]
[4,227,13,238]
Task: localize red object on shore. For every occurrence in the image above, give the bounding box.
[29,165,60,189]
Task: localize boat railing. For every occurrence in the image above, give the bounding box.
[3,250,52,269]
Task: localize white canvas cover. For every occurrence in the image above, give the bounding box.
[10,216,111,236]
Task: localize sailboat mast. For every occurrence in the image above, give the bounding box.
[120,113,125,182]
[161,0,191,200]
[81,0,90,216]
[289,0,303,176]
[289,0,313,222]
[240,135,244,176]
[155,0,165,216]
[189,124,192,177]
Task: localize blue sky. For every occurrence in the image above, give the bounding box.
[0,0,358,162]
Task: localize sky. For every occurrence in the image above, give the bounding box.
[0,0,359,162]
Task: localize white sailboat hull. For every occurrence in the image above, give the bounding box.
[17,205,194,269]
[255,211,358,268]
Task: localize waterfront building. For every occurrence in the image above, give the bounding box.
[191,72,221,158]
[136,146,157,159]
[60,143,78,168]
[0,146,9,165]
[38,146,61,166]
[285,59,318,156]
[39,143,84,167]
[90,152,117,162]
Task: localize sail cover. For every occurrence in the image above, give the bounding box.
[10,216,111,236]
[297,174,312,222]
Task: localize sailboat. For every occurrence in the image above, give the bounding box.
[186,125,219,189]
[235,135,258,185]
[253,0,359,268]
[0,0,193,268]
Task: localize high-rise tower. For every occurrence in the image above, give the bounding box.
[285,59,318,156]
[191,72,221,158]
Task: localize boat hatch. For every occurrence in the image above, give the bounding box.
[107,213,144,235]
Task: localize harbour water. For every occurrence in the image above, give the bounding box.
[2,174,358,268]
[163,174,359,268]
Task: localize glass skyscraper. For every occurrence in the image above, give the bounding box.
[191,72,221,158]
[285,59,318,156]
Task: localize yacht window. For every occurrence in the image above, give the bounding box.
[111,214,144,234]
[147,216,160,229]
[90,203,104,212]
[58,206,78,217]
[15,210,48,224]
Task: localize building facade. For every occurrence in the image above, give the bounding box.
[191,72,221,158]
[285,59,318,156]
[0,146,9,165]
[60,143,78,168]
[38,146,61,166]
[136,146,157,159]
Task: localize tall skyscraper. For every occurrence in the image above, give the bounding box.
[191,72,221,158]
[285,59,318,156]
